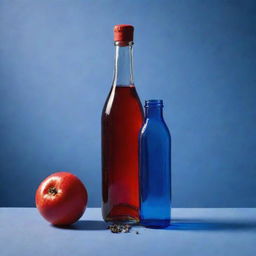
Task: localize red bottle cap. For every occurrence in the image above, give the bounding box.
[114,24,134,42]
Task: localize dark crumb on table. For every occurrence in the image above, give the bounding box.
[136,231,139,235]
[107,224,132,233]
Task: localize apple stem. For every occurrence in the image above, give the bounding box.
[48,187,58,195]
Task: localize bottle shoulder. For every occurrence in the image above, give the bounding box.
[102,85,143,118]
[141,118,171,137]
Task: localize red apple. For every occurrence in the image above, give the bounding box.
[35,172,88,225]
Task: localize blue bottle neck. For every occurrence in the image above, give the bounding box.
[145,107,163,120]
[145,100,164,120]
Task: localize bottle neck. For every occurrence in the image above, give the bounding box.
[145,107,163,120]
[112,41,134,86]
[145,100,164,120]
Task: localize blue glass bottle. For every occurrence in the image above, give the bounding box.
[139,100,171,228]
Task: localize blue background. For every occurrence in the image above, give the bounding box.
[0,0,255,207]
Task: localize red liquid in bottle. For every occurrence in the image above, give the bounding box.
[102,85,144,223]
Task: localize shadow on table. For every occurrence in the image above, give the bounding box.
[52,220,108,231]
[52,219,256,232]
[163,218,256,232]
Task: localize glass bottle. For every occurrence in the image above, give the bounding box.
[139,100,171,228]
[101,25,144,223]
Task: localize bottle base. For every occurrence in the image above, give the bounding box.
[140,219,170,228]
[105,215,139,225]
[103,203,139,224]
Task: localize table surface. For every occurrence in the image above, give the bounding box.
[1,208,256,256]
